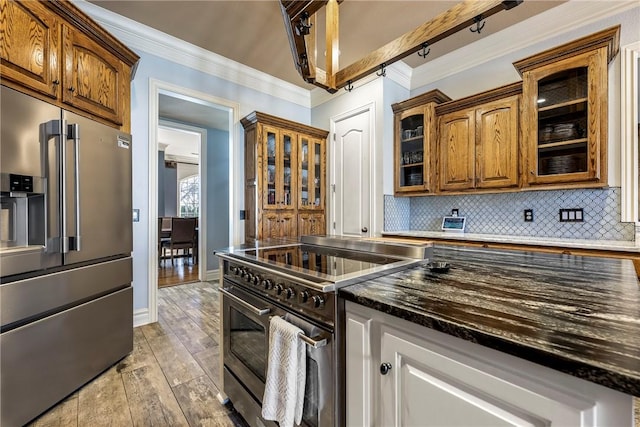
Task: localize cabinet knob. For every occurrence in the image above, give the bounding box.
[530,170,535,175]
[361,227,368,233]
[52,79,60,85]
[68,86,75,92]
[380,362,392,375]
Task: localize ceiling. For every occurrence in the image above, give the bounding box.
[87,1,567,159]
[87,0,565,91]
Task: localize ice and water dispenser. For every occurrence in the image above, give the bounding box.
[0,173,47,276]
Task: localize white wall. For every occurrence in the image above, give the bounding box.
[76,2,314,323]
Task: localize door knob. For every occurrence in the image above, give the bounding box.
[361,227,368,233]
[380,362,392,375]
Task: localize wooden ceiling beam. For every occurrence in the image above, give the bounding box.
[280,0,522,92]
[325,0,339,89]
[334,0,520,90]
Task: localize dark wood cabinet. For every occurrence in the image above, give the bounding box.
[436,84,521,193]
[241,112,328,243]
[515,26,619,188]
[0,0,138,131]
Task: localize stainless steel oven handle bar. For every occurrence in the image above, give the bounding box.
[268,315,329,349]
[219,288,271,316]
[217,253,335,292]
[298,333,327,349]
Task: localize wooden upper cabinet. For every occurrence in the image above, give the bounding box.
[475,96,519,189]
[0,0,60,98]
[392,90,451,194]
[262,125,296,210]
[0,0,139,131]
[437,84,521,193]
[62,24,124,125]
[439,109,475,191]
[514,26,619,188]
[298,135,325,211]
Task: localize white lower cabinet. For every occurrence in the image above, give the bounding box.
[345,301,634,427]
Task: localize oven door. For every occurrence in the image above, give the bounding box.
[221,282,334,427]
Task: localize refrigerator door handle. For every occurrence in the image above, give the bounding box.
[67,123,81,251]
[42,119,65,254]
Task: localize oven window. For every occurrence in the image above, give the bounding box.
[229,307,267,381]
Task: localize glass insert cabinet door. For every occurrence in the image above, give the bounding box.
[536,67,588,176]
[298,136,324,209]
[263,126,296,209]
[524,48,606,185]
[398,113,425,189]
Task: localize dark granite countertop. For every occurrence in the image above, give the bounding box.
[339,245,640,397]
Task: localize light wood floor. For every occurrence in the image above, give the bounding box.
[158,256,199,288]
[27,281,248,427]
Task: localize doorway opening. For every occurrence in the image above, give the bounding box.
[148,79,238,323]
[157,123,203,288]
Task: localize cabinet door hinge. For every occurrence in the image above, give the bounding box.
[333,221,336,229]
[333,133,336,141]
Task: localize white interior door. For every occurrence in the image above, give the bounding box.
[332,108,371,237]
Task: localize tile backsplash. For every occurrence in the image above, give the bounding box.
[384,187,635,241]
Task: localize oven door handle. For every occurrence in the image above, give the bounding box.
[220,288,271,316]
[299,333,328,349]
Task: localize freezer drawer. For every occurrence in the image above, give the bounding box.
[1,257,131,329]
[0,286,133,427]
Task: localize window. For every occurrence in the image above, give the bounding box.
[179,175,199,217]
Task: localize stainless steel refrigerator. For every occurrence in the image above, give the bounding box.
[0,86,133,426]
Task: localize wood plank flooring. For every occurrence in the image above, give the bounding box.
[158,257,199,288]
[27,281,248,427]
[23,280,640,427]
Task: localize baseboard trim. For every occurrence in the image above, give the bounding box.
[133,308,150,327]
[206,269,220,282]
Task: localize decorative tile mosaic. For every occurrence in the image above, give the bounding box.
[385,188,635,241]
[384,195,410,231]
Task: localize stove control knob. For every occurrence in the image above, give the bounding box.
[262,279,273,290]
[275,284,284,295]
[230,266,239,275]
[285,288,296,299]
[246,273,254,282]
[299,290,310,303]
[239,268,247,278]
[252,275,261,285]
[311,295,325,308]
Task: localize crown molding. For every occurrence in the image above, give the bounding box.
[73,0,311,108]
[411,0,639,90]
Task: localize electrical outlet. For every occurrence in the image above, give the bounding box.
[559,208,584,222]
[451,209,459,217]
[524,209,533,222]
[239,210,246,220]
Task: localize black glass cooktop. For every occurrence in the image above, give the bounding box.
[240,244,401,277]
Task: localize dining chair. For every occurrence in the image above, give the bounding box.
[163,217,197,265]
[158,218,171,266]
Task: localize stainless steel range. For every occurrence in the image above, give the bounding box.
[216,236,432,427]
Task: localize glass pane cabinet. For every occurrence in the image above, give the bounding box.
[515,26,617,187]
[399,114,425,188]
[392,90,451,194]
[299,136,325,210]
[263,126,295,209]
[241,112,328,243]
[536,67,588,177]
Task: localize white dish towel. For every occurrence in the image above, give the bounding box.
[262,316,306,427]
